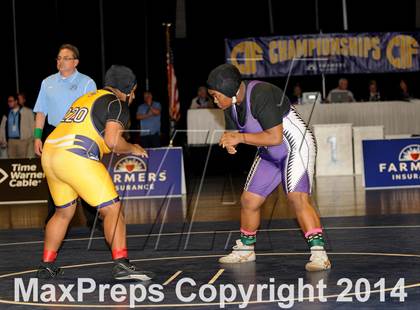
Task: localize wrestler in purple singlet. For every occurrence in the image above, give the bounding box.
[231,81,316,198]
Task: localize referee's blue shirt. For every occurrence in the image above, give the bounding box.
[33,70,96,127]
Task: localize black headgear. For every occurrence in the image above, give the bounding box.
[104,65,137,94]
[207,64,242,98]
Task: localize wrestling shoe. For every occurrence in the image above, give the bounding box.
[305,246,331,271]
[219,239,256,263]
[112,258,154,281]
[37,262,63,279]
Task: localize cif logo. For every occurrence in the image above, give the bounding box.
[0,168,8,184]
[229,41,263,75]
[386,35,419,69]
[398,144,420,162]
[114,156,147,173]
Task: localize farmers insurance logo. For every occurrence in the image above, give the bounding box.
[112,155,167,192]
[399,144,420,162]
[379,144,420,181]
[114,156,147,173]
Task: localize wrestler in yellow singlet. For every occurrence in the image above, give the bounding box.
[38,65,152,281]
[42,89,122,208]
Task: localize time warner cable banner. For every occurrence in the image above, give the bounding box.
[0,158,47,204]
[102,147,186,199]
[363,138,420,189]
[225,32,420,77]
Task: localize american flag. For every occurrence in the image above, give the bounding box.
[166,26,180,121]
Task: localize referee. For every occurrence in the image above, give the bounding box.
[33,44,99,228]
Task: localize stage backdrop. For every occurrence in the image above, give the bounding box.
[225,32,420,77]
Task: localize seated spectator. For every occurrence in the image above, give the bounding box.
[326,78,355,103]
[398,79,413,101]
[366,80,381,101]
[290,83,303,105]
[190,86,214,109]
[0,94,35,158]
[136,91,161,148]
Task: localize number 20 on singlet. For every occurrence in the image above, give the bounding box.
[62,107,88,123]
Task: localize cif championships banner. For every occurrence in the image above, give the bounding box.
[0,158,48,204]
[225,32,420,77]
[363,138,420,189]
[102,147,186,199]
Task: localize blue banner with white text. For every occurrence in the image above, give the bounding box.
[102,147,185,199]
[363,138,420,189]
[225,32,420,77]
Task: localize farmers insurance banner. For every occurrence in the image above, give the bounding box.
[102,147,186,199]
[225,32,420,77]
[363,138,420,189]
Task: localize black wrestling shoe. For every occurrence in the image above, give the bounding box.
[37,262,63,279]
[112,258,154,281]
